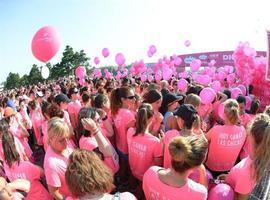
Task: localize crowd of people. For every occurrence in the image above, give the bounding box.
[0,74,269,200]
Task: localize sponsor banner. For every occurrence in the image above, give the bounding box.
[178,50,266,67]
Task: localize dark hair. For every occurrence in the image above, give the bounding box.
[28,100,38,110]
[249,99,260,115]
[82,93,90,104]
[143,89,162,104]
[41,101,51,119]
[110,87,133,116]
[134,103,154,136]
[76,107,97,144]
[236,95,246,105]
[93,94,108,109]
[2,131,20,168]
[48,104,64,119]
[223,89,231,99]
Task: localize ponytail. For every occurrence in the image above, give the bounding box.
[169,136,208,173]
[135,103,154,136]
[110,87,133,116]
[224,99,239,125]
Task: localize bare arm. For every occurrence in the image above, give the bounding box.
[48,186,64,200]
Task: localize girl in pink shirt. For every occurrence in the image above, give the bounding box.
[2,132,52,200]
[206,99,246,175]
[127,103,163,181]
[65,149,136,200]
[143,136,208,200]
[44,117,74,200]
[67,87,81,129]
[110,87,136,183]
[77,107,119,174]
[29,100,44,145]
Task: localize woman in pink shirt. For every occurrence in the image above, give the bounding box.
[67,87,81,129]
[77,107,119,174]
[2,131,51,200]
[65,149,136,200]
[44,117,74,200]
[143,136,208,200]
[127,103,163,181]
[206,99,246,176]
[28,100,44,146]
[216,113,270,200]
[110,87,136,183]
[142,89,163,136]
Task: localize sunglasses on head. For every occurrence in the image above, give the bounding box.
[125,95,136,99]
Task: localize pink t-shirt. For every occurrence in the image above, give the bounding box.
[44,146,73,197]
[239,113,252,128]
[113,108,135,154]
[4,161,52,200]
[79,136,119,174]
[226,156,255,195]
[127,128,163,180]
[63,110,72,127]
[30,110,44,145]
[206,125,246,171]
[163,129,183,168]
[67,101,81,128]
[143,166,207,200]
[41,120,49,151]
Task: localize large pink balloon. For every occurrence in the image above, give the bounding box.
[94,57,100,65]
[199,87,216,104]
[197,75,211,86]
[115,53,125,66]
[174,56,182,66]
[190,59,201,72]
[148,45,157,55]
[177,79,188,91]
[231,87,243,99]
[208,184,234,200]
[102,48,110,58]
[227,73,236,84]
[184,40,191,47]
[31,26,60,62]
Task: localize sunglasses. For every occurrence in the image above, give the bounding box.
[125,95,136,100]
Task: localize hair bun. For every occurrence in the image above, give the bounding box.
[169,137,192,162]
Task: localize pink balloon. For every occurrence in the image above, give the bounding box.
[149,45,157,55]
[174,56,182,66]
[148,75,154,82]
[190,59,201,72]
[224,65,234,74]
[218,103,225,120]
[231,87,243,99]
[208,60,216,67]
[211,80,221,92]
[218,71,226,81]
[238,84,247,96]
[94,57,100,65]
[147,50,153,58]
[140,74,147,82]
[75,66,86,79]
[162,68,172,80]
[245,96,252,110]
[155,73,162,81]
[227,73,236,84]
[177,79,188,91]
[115,53,126,66]
[199,87,216,104]
[184,40,191,47]
[102,48,110,58]
[197,75,211,86]
[208,184,234,200]
[31,26,60,62]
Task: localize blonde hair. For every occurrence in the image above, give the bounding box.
[47,117,70,143]
[224,99,239,125]
[169,136,208,173]
[184,94,201,108]
[249,113,270,181]
[65,149,114,197]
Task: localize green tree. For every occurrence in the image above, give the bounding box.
[28,64,43,85]
[50,45,91,79]
[4,72,21,89]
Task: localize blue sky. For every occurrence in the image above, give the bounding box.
[0,0,269,82]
